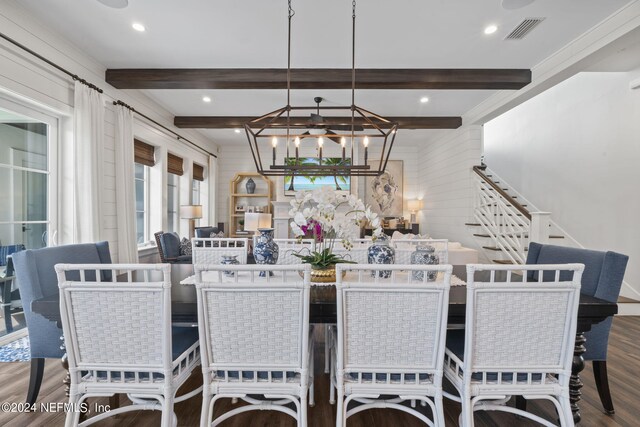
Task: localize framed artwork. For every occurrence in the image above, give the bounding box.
[365,160,403,217]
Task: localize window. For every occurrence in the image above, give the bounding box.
[167,173,179,233]
[134,163,149,245]
[192,179,200,205]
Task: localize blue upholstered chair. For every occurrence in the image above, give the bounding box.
[154,231,192,263]
[526,242,629,414]
[11,241,112,404]
[195,225,224,238]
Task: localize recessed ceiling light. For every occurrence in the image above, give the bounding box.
[484,25,498,35]
[420,97,429,103]
[96,0,128,8]
[234,129,241,134]
[202,96,212,103]
[132,22,146,32]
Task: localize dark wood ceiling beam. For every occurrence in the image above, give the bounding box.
[174,116,462,130]
[106,68,531,90]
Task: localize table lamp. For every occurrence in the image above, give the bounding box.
[180,205,203,238]
[407,199,423,224]
[244,213,272,235]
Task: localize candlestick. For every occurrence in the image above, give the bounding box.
[294,136,300,160]
[318,137,323,164]
[341,137,346,161]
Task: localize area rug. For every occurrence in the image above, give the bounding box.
[0,336,30,362]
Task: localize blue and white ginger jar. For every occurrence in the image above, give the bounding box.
[410,244,439,281]
[253,228,279,276]
[367,235,395,278]
[220,254,240,277]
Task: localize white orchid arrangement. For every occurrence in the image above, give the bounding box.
[289,186,384,269]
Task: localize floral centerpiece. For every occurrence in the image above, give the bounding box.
[289,186,383,281]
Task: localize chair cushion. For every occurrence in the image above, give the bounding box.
[160,232,182,258]
[446,330,543,382]
[172,326,199,360]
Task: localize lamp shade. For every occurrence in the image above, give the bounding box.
[180,205,203,219]
[244,213,272,231]
[407,199,423,212]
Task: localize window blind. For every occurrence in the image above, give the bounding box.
[134,139,155,166]
[167,152,184,176]
[193,163,204,181]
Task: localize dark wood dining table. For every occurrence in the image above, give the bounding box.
[31,265,617,423]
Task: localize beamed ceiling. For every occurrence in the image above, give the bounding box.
[14,0,634,146]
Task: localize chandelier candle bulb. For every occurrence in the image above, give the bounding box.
[272,137,278,166]
[341,137,346,160]
[363,136,369,165]
[294,136,300,160]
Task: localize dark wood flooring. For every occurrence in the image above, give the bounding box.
[1,316,639,426]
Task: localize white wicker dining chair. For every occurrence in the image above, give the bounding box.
[192,238,249,265]
[332,263,453,427]
[194,264,314,427]
[55,263,201,427]
[443,263,584,427]
[275,238,315,265]
[333,239,370,264]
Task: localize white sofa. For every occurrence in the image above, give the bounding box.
[390,232,479,265]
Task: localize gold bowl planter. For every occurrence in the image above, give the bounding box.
[300,266,347,283]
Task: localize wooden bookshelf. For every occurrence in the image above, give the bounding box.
[229,173,273,238]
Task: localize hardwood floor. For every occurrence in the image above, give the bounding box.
[1,317,639,426]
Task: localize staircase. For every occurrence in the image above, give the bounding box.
[467,166,564,265]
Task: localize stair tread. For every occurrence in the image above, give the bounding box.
[483,246,528,252]
[493,259,515,264]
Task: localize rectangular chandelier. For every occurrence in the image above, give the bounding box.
[245,0,398,178]
[245,104,398,177]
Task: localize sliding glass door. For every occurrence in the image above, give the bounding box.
[0,99,58,338]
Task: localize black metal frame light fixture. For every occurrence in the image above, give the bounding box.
[245,0,397,177]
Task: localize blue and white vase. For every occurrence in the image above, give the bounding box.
[220,254,240,277]
[253,228,279,277]
[245,178,256,194]
[410,244,439,281]
[367,235,395,278]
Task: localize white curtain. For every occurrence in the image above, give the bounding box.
[208,155,218,225]
[73,81,104,243]
[114,105,139,263]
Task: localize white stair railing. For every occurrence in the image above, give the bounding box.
[472,167,550,264]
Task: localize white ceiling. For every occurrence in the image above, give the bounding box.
[16,0,634,146]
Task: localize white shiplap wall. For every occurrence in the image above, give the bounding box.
[417,126,482,247]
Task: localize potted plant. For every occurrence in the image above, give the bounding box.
[289,186,383,282]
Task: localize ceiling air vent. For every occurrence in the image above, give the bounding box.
[505,18,545,40]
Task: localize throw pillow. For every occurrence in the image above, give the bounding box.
[210,231,225,238]
[179,237,192,256]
